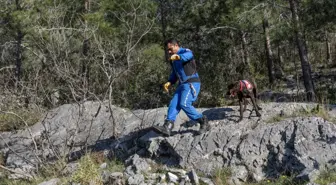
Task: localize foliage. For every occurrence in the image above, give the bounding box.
[0,0,336,109]
[71,154,103,185]
[0,108,43,131]
[71,153,124,185]
[246,175,305,185]
[315,169,336,185]
[0,152,125,185]
[212,168,232,185]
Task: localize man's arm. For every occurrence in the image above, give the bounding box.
[179,48,193,62]
[168,70,178,84]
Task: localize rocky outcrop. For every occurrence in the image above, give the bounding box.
[1,101,335,184]
[137,117,336,183]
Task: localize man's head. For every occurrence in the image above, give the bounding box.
[165,38,180,54]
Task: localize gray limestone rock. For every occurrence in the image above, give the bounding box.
[230,165,248,184]
[100,162,107,169]
[1,101,336,184]
[125,154,151,174]
[62,162,79,175]
[188,168,199,185]
[167,172,179,183]
[127,174,144,185]
[102,171,124,185]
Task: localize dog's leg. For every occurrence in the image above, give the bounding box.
[253,88,262,110]
[243,98,247,112]
[250,96,261,117]
[238,98,244,122]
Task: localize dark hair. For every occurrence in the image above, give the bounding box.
[165,38,179,46]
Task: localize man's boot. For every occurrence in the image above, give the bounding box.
[156,120,174,136]
[197,115,210,134]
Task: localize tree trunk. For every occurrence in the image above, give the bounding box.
[263,16,274,85]
[15,0,23,90]
[15,30,23,89]
[240,31,251,78]
[289,0,315,101]
[82,0,91,100]
[85,0,90,11]
[160,0,169,62]
[276,45,285,78]
[241,31,250,66]
[326,31,332,64]
[292,38,300,97]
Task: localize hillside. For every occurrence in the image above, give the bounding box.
[1,101,336,185]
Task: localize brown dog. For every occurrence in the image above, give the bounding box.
[227,80,262,122]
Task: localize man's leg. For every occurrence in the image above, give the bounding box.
[179,83,202,120]
[167,87,182,121]
[157,86,182,136]
[179,83,210,133]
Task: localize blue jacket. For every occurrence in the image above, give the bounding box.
[168,48,200,84]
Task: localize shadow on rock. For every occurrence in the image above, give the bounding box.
[202,107,234,121]
[68,126,183,168]
[262,123,308,183]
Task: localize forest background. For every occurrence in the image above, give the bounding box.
[1,0,336,113]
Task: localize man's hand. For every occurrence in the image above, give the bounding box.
[163,82,171,93]
[170,54,180,61]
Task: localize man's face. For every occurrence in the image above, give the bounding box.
[167,43,179,54]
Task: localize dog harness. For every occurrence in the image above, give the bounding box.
[239,80,253,91]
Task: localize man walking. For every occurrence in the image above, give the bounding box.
[157,38,210,136]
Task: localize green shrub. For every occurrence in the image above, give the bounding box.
[71,154,103,185]
[0,108,43,131]
[267,104,333,124]
[212,168,232,185]
[315,169,336,185]
[71,152,125,185]
[246,175,302,185]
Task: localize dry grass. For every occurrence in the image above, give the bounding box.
[315,169,336,185]
[267,104,333,124]
[0,108,43,132]
[0,152,125,185]
[71,154,103,185]
[212,168,232,185]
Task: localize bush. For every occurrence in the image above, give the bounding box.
[212,168,232,185]
[315,169,336,185]
[266,104,333,124]
[71,154,103,185]
[0,108,43,132]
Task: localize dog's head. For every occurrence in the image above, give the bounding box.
[226,82,238,98]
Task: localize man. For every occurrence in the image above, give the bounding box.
[157,38,210,136]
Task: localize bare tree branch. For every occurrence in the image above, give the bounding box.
[0,65,15,72]
[0,111,41,163]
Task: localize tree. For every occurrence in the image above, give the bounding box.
[263,9,275,85]
[0,0,26,90]
[289,0,315,101]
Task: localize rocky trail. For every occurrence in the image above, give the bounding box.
[1,101,336,185]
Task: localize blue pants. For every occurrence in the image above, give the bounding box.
[167,82,203,122]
